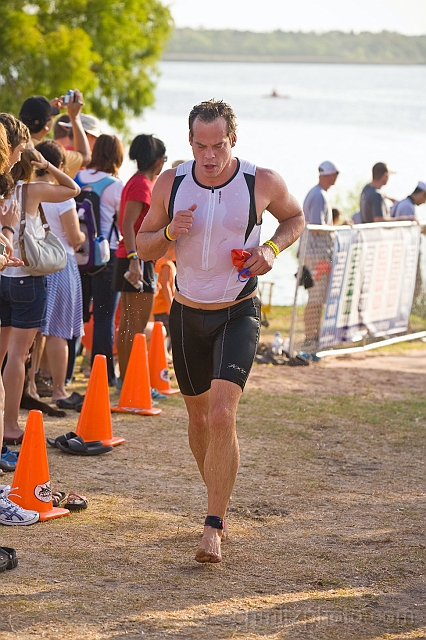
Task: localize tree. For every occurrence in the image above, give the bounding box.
[0,0,173,130]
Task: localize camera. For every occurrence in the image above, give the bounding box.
[63,90,75,104]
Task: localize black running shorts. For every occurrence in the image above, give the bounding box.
[169,296,261,396]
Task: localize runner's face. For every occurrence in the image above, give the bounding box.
[189,117,236,183]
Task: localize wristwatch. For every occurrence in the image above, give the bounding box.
[128,254,138,260]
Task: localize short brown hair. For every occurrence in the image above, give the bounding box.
[189,100,237,140]
[372,162,389,180]
[87,134,124,176]
[0,113,30,151]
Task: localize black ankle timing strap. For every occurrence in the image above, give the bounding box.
[204,515,224,530]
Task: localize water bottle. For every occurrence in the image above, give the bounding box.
[124,270,143,291]
[271,331,284,356]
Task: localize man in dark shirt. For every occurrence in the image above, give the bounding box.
[360,162,393,223]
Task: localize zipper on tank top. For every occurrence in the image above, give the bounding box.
[201,187,216,271]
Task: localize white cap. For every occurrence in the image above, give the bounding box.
[318,160,339,176]
[417,181,426,192]
[57,113,101,137]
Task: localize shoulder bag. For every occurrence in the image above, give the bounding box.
[18,184,67,276]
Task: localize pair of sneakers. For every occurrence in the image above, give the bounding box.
[0,485,39,526]
[0,447,19,473]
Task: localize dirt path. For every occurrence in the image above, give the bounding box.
[0,348,425,640]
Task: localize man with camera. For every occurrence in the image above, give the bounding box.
[19,91,91,178]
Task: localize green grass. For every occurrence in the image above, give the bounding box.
[259,305,426,355]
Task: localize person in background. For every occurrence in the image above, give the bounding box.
[153,243,176,353]
[137,99,304,563]
[19,92,91,178]
[54,113,101,154]
[0,114,80,446]
[301,161,339,351]
[332,207,341,225]
[34,140,85,408]
[77,134,124,386]
[113,134,167,385]
[359,162,395,223]
[0,121,26,481]
[391,181,426,221]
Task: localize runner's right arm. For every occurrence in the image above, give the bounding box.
[137,169,196,260]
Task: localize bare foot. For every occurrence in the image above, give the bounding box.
[195,526,222,563]
[27,384,40,400]
[3,425,24,443]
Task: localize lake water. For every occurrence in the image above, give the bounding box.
[121,62,426,305]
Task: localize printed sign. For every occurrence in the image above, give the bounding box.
[319,224,420,348]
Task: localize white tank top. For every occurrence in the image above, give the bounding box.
[169,159,262,304]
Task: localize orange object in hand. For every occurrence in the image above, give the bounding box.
[231,249,253,280]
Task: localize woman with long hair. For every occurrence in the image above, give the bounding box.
[113,134,167,384]
[76,135,124,385]
[0,114,80,446]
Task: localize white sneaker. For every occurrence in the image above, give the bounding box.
[0,485,40,526]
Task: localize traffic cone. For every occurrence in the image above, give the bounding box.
[11,410,70,521]
[148,322,179,396]
[112,333,162,415]
[76,354,125,446]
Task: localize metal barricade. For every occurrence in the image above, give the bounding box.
[289,222,426,359]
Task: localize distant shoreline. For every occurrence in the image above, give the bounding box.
[164,28,426,65]
[162,53,425,64]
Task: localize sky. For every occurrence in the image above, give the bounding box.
[168,0,426,35]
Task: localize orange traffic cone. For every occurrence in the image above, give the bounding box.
[76,354,125,446]
[112,333,162,415]
[11,410,69,521]
[148,322,179,396]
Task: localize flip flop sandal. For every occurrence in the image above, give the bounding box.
[0,546,18,571]
[55,392,85,410]
[57,436,113,456]
[47,432,103,449]
[64,493,88,511]
[51,491,67,508]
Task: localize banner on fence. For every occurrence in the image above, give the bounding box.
[319,224,421,349]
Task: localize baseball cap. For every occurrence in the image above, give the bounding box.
[57,114,101,137]
[417,181,426,192]
[318,160,339,176]
[19,96,60,131]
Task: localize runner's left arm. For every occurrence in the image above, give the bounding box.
[244,168,304,275]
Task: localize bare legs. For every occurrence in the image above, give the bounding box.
[26,332,45,399]
[0,326,38,441]
[117,291,153,380]
[44,335,69,401]
[184,379,242,563]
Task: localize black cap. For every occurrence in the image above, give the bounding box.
[19,96,60,133]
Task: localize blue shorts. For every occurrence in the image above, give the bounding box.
[0,275,47,329]
[169,296,261,396]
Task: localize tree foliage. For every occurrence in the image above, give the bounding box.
[165,29,426,64]
[0,0,173,130]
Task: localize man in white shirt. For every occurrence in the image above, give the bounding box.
[302,161,339,350]
[391,181,426,221]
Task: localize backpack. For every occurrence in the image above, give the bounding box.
[74,175,119,274]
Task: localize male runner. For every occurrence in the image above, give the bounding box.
[137,100,304,563]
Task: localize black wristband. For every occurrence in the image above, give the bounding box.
[2,225,15,235]
[204,515,224,530]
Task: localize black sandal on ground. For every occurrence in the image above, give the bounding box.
[0,547,18,571]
